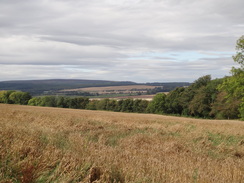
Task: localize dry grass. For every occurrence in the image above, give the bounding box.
[91,95,156,101]
[62,85,158,92]
[0,104,244,183]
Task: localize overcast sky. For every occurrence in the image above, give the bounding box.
[0,0,243,82]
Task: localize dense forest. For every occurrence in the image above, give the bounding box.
[0,36,243,120]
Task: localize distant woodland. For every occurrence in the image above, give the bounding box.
[0,79,190,96]
[0,36,243,120]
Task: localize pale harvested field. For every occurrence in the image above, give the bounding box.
[91,95,156,101]
[0,104,244,182]
[112,95,155,101]
[62,85,159,92]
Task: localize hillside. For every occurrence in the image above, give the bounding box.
[0,79,190,96]
[0,79,136,95]
[0,104,243,182]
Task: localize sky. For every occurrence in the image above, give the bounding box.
[0,0,243,82]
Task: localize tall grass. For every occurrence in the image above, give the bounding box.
[0,104,244,182]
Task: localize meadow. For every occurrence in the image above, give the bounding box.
[0,104,244,182]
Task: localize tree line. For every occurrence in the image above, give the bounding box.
[0,90,32,105]
[0,36,243,120]
[148,75,243,119]
[0,76,243,119]
[0,75,242,120]
[0,92,149,113]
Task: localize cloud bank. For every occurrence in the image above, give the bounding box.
[0,0,243,82]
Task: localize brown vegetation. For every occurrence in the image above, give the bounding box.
[92,94,156,101]
[0,104,244,182]
[61,85,161,95]
[62,85,158,92]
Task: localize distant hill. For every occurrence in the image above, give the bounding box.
[0,79,137,95]
[0,79,191,96]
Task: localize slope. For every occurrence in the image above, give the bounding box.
[0,104,243,182]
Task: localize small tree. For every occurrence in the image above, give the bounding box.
[9,91,32,105]
[0,90,16,104]
[165,87,185,114]
[233,35,244,67]
[147,93,166,114]
[28,97,41,106]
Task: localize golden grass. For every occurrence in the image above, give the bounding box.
[0,104,244,182]
[61,85,158,92]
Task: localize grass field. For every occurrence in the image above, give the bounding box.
[0,104,244,182]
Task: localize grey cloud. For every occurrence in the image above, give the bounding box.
[0,55,234,82]
[0,0,243,82]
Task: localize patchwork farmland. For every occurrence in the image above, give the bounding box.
[61,85,162,95]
